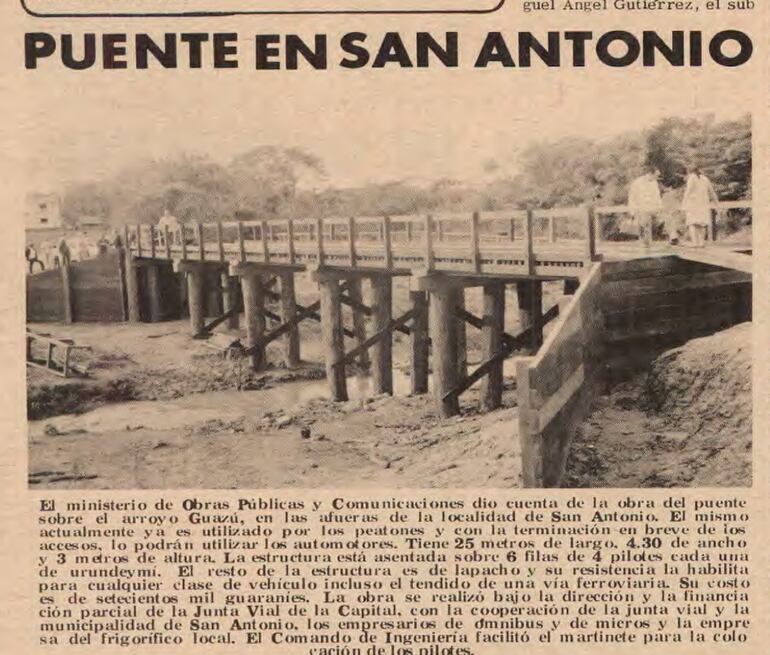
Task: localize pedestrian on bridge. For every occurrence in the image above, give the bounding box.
[682,166,719,248]
[627,166,663,250]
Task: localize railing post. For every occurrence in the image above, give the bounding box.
[149,225,156,258]
[524,208,534,275]
[180,223,188,260]
[382,215,393,269]
[237,221,246,262]
[287,219,295,265]
[216,222,225,261]
[60,261,73,324]
[470,211,481,273]
[347,216,356,267]
[424,214,435,271]
[164,225,171,259]
[593,208,602,244]
[548,215,556,243]
[316,218,325,266]
[260,220,270,263]
[196,222,205,260]
[509,217,516,242]
[708,207,716,242]
[136,223,143,258]
[585,205,597,261]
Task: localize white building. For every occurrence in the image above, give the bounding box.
[25,193,62,230]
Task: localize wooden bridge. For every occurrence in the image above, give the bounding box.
[20,200,750,486]
[121,202,752,427]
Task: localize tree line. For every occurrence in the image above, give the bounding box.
[61,113,751,234]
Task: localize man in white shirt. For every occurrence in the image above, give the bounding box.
[627,166,663,249]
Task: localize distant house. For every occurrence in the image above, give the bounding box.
[25,193,62,230]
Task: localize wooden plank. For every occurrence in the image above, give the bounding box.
[454,287,467,380]
[529,327,586,402]
[430,286,460,417]
[480,281,505,410]
[287,219,296,265]
[164,225,172,259]
[606,306,746,343]
[424,214,435,271]
[347,278,370,371]
[187,268,206,336]
[221,273,240,329]
[347,216,356,267]
[320,278,348,401]
[237,221,246,262]
[443,349,506,403]
[197,306,240,337]
[180,223,188,260]
[149,225,156,258]
[261,220,270,263]
[524,208,534,275]
[279,272,300,367]
[601,269,751,301]
[409,290,429,395]
[248,301,319,351]
[60,263,73,324]
[585,205,597,260]
[676,248,752,274]
[241,272,266,370]
[216,222,225,261]
[316,218,325,265]
[470,211,481,273]
[603,285,750,319]
[382,215,393,270]
[196,222,205,260]
[340,291,372,316]
[340,309,415,367]
[146,264,163,323]
[368,275,393,394]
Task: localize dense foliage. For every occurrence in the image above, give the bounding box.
[61,114,751,231]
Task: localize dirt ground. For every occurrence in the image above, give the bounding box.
[564,322,752,488]
[27,273,751,490]
[27,276,535,489]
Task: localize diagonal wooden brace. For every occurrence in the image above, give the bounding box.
[442,303,560,402]
[194,306,240,339]
[335,308,416,369]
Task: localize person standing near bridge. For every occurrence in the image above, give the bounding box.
[157,209,179,248]
[627,165,663,250]
[682,166,719,248]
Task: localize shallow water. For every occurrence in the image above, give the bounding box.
[31,356,522,436]
[30,368,415,435]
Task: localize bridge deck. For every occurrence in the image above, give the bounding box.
[126,202,752,278]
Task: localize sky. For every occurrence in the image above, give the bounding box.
[9,14,760,193]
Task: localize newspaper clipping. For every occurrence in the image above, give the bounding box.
[1,0,768,653]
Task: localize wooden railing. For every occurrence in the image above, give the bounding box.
[127,206,596,277]
[594,200,751,242]
[126,200,750,277]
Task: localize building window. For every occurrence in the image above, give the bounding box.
[39,203,47,210]
[40,218,48,224]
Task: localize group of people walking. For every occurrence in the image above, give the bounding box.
[25,232,116,274]
[627,165,720,249]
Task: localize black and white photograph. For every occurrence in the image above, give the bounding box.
[24,95,752,490]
